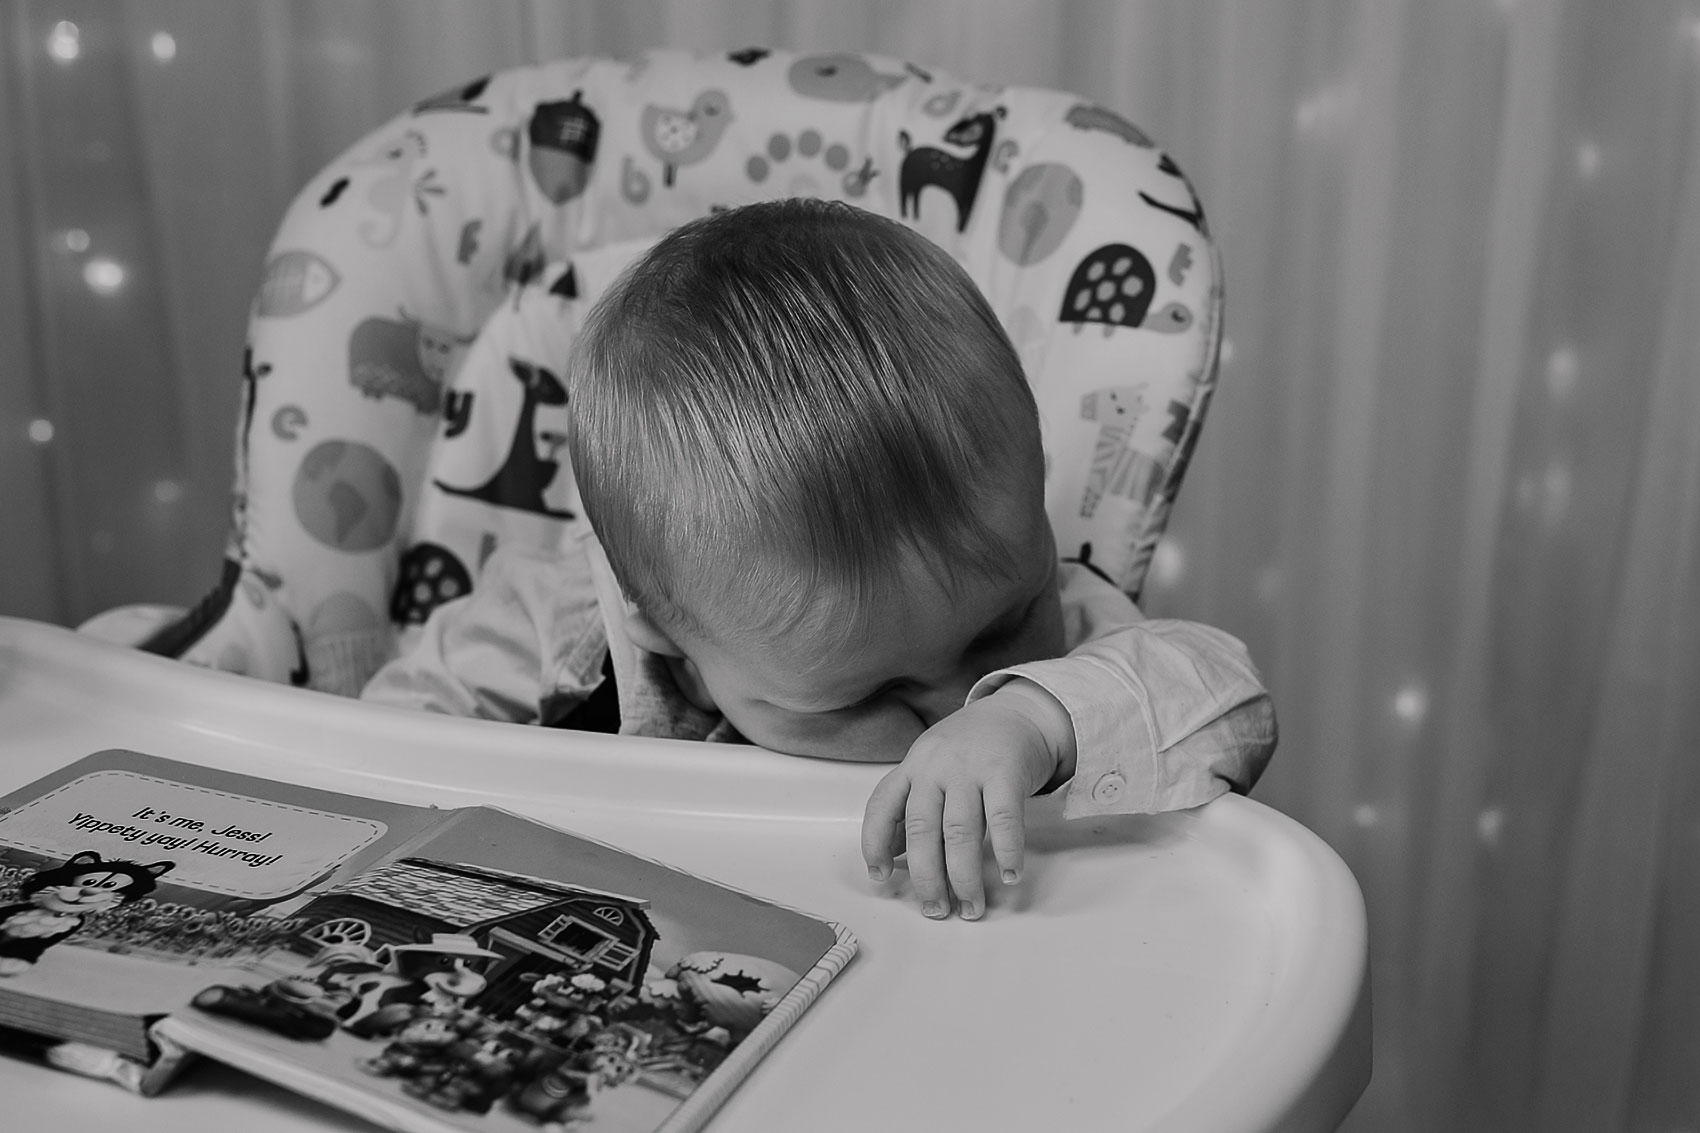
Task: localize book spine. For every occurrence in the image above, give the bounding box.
[29,1030,199,1096]
[655,923,860,1133]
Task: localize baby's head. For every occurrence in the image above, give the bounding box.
[567,199,1063,759]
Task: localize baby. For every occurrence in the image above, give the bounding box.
[364,199,1275,920]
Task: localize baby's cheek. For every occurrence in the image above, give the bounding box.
[736,706,917,764]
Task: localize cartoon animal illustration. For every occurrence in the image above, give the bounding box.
[435,357,577,518]
[343,932,504,1039]
[1078,386,1167,517]
[898,107,1006,233]
[666,951,801,1041]
[0,852,173,975]
[360,1012,473,1078]
[1064,103,1154,148]
[528,90,601,204]
[787,52,905,101]
[348,311,471,415]
[1059,243,1193,335]
[640,89,733,187]
[507,1031,645,1125]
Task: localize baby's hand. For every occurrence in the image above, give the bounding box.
[861,680,1076,920]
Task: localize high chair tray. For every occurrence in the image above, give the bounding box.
[0,615,1368,1132]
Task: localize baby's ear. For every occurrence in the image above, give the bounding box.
[623,605,685,658]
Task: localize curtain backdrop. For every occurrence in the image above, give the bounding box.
[3,2,1697,1129]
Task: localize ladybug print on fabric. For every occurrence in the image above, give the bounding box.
[898,107,1006,233]
[641,89,733,187]
[1059,244,1193,335]
[391,542,473,626]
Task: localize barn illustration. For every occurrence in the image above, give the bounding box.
[288,856,657,1015]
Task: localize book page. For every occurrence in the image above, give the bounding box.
[157,801,853,1133]
[0,750,450,1056]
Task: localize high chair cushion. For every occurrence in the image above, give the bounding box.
[141,48,1223,695]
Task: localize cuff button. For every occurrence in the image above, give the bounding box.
[1091,771,1126,805]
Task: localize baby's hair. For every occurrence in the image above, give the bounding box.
[566,198,1043,653]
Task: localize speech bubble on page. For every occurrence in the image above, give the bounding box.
[0,770,388,900]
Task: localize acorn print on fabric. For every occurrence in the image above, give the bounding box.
[641,89,733,188]
[528,91,600,204]
[1059,243,1193,335]
[391,542,472,626]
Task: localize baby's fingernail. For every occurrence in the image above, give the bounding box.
[1001,869,1019,885]
[868,865,886,882]
[959,900,980,920]
[922,901,946,918]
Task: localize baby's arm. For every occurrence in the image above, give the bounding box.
[863,563,1275,918]
[361,544,605,722]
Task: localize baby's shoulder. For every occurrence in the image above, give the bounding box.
[474,528,604,604]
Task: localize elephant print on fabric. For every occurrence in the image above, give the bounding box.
[641,89,733,187]
[898,107,1006,233]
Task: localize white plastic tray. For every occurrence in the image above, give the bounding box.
[0,616,1369,1131]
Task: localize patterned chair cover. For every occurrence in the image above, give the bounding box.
[138,47,1223,696]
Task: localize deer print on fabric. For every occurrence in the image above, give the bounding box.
[898,106,1006,233]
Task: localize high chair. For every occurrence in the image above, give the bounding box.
[81,47,1224,696]
[47,48,1370,1131]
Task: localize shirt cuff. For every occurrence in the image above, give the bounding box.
[968,654,1172,819]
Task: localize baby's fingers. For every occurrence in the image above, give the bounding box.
[942,788,988,920]
[902,786,951,918]
[861,767,912,881]
[983,778,1027,886]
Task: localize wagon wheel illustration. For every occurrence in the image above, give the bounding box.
[302,917,373,950]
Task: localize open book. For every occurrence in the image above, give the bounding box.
[0,749,855,1132]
